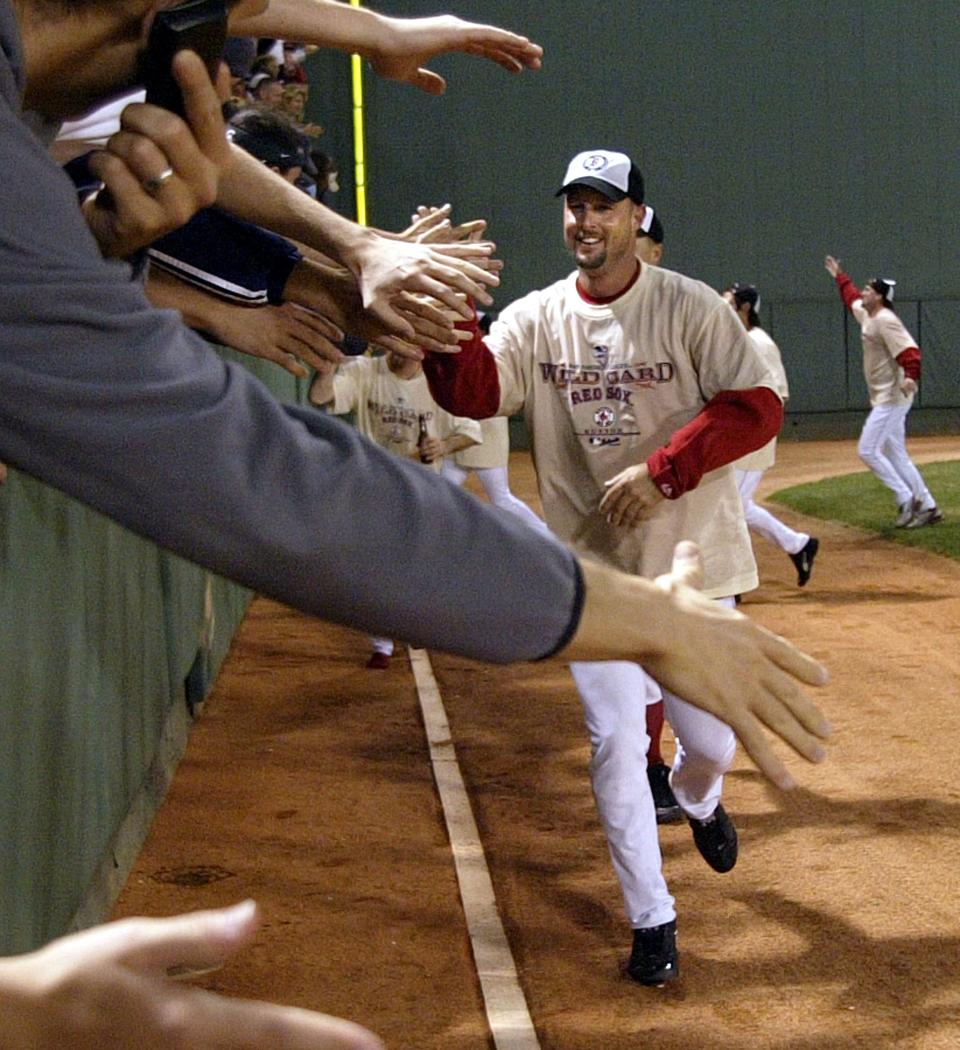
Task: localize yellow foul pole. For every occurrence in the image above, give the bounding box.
[349,0,367,225]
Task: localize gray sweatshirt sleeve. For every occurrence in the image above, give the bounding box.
[0,100,582,664]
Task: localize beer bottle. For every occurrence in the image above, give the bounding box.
[417,414,430,463]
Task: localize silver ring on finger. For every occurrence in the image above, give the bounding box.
[143,167,175,194]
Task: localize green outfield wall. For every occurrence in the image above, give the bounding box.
[323,0,960,424]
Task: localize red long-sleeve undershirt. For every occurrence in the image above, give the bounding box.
[833,271,921,381]
[834,271,862,312]
[423,310,783,500]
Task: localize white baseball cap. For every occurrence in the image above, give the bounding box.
[556,149,645,203]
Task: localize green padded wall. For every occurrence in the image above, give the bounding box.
[0,478,173,951]
[0,347,302,952]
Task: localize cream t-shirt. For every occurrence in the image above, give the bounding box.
[331,356,481,467]
[454,415,510,470]
[486,265,781,598]
[851,301,916,407]
[733,326,788,473]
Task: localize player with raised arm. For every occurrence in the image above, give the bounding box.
[824,255,942,528]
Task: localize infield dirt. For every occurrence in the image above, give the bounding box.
[113,437,960,1049]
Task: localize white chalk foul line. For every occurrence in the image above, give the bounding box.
[408,647,541,1050]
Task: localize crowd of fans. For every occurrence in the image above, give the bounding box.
[223,36,335,201]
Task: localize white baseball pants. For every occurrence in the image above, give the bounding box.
[570,615,737,930]
[441,462,550,535]
[736,469,809,555]
[858,402,934,509]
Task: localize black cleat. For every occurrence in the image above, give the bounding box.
[906,504,943,529]
[790,537,819,587]
[688,803,738,873]
[627,920,678,986]
[647,762,683,824]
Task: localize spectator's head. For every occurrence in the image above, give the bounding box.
[635,208,664,266]
[229,72,251,103]
[249,53,280,80]
[223,36,257,81]
[279,83,309,121]
[282,41,308,76]
[248,73,283,107]
[228,108,314,184]
[311,151,339,194]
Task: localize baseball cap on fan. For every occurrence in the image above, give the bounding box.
[556,150,645,204]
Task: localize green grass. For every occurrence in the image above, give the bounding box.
[767,460,960,562]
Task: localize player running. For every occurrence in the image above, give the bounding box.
[723,282,819,586]
[424,150,786,986]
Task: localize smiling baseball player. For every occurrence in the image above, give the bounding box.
[424,149,783,985]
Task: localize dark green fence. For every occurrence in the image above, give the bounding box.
[0,348,305,953]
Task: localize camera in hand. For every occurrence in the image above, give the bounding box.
[140,0,228,118]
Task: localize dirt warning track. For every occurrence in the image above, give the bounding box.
[114,438,960,1049]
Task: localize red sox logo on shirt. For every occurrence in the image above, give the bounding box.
[368,397,432,448]
[536,347,676,449]
[537,358,674,406]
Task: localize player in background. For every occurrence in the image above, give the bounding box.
[630,207,680,823]
[635,208,664,266]
[425,150,784,986]
[309,351,481,668]
[723,283,819,586]
[400,208,551,536]
[824,256,942,528]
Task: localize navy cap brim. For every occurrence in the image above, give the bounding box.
[555,177,628,201]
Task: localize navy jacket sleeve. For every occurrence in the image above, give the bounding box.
[148,207,302,305]
[0,89,582,664]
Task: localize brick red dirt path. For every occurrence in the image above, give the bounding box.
[113,438,960,1049]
